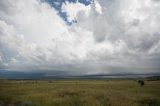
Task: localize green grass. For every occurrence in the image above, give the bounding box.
[0,79,160,106]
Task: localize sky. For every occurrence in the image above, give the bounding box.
[0,0,160,75]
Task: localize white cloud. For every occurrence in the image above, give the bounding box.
[94,0,102,14]
[62,1,91,22]
[0,0,160,74]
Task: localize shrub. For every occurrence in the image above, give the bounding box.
[138,80,145,87]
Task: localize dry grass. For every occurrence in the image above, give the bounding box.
[0,79,160,106]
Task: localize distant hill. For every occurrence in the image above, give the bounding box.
[0,70,160,80]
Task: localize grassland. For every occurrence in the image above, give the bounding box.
[0,79,160,106]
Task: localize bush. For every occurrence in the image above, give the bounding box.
[138,80,145,87]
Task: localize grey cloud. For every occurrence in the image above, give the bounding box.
[0,0,15,14]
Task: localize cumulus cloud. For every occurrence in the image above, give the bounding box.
[94,0,102,14]
[61,1,91,22]
[0,0,160,74]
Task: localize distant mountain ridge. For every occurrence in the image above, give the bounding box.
[0,70,160,79]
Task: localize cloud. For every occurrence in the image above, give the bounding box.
[61,1,91,22]
[0,0,160,74]
[0,20,23,69]
[94,0,102,14]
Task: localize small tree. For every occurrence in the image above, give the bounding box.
[138,80,145,87]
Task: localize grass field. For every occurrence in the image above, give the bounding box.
[0,79,160,106]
